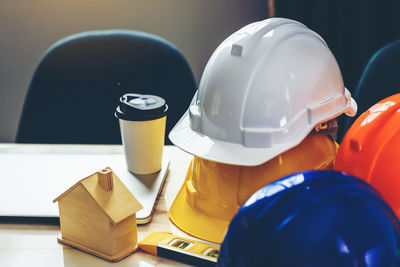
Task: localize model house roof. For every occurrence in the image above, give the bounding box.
[54,167,142,224]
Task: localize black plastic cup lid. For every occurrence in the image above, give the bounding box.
[115,93,168,121]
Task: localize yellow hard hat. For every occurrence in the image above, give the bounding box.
[169,133,338,244]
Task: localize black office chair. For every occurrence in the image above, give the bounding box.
[339,39,400,141]
[16,30,197,145]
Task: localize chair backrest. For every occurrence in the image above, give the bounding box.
[16,30,197,145]
[339,39,400,140]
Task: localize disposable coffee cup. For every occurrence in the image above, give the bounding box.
[115,93,168,175]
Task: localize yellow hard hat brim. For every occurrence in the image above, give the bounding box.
[169,134,338,244]
[169,161,229,244]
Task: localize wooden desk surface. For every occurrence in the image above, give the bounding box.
[0,144,197,267]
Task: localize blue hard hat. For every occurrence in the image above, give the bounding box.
[218,170,400,267]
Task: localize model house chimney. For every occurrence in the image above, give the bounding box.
[98,168,113,191]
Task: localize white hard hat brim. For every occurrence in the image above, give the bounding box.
[168,110,301,166]
[169,88,357,167]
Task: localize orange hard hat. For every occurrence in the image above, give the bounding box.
[335,93,400,218]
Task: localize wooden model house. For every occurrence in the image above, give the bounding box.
[53,167,143,261]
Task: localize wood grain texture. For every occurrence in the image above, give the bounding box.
[59,184,115,254]
[97,168,114,191]
[80,170,143,224]
[56,167,144,260]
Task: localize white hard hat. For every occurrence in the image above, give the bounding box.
[169,18,357,166]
